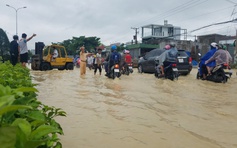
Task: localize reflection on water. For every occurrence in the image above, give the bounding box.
[31,67,237,148]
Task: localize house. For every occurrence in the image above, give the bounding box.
[141,20,187,44]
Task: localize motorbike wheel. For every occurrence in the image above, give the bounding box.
[125,68,129,75]
[196,72,200,79]
[173,72,178,80]
[138,65,143,73]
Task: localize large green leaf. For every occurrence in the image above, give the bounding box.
[0,105,32,116]
[27,110,46,121]
[30,125,60,140]
[15,87,38,92]
[12,119,31,138]
[25,140,47,148]
[0,126,17,148]
[0,95,14,107]
[0,85,11,96]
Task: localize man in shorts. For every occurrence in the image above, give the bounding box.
[18,33,36,67]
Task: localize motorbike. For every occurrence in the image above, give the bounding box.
[121,63,133,75]
[154,60,179,81]
[107,62,121,79]
[196,53,232,83]
[197,63,232,83]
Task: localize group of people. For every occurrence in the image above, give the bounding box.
[199,42,232,80]
[154,42,232,79]
[10,33,36,67]
[79,46,103,76]
[79,45,133,77]
[104,45,133,77]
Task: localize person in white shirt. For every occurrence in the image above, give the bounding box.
[51,47,58,61]
[87,54,94,70]
[18,33,36,67]
[94,48,102,75]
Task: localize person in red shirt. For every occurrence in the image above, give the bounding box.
[124,50,132,64]
[121,50,132,72]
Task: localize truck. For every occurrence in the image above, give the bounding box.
[31,42,74,71]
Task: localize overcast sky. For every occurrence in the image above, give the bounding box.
[1,0,237,49]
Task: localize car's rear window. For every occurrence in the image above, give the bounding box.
[178,50,188,57]
[145,49,165,58]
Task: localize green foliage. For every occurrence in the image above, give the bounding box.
[231,63,237,69]
[0,28,10,62]
[54,36,101,55]
[0,62,66,148]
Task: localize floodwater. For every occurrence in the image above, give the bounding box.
[30,66,237,148]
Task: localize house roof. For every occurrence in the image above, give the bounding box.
[141,24,173,28]
[197,33,224,37]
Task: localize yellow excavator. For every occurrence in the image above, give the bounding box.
[31,42,74,71]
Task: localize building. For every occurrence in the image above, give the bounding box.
[125,20,189,60]
[141,20,187,44]
[197,34,236,63]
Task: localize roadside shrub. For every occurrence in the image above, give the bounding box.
[231,63,237,69]
[0,62,66,148]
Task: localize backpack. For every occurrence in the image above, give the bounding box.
[111,52,120,63]
[167,49,178,62]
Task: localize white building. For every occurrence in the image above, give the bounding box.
[141,20,187,42]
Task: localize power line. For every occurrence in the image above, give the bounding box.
[134,0,207,26]
[102,0,209,44]
[225,0,237,5]
[190,18,237,33]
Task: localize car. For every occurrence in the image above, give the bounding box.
[138,48,192,74]
[176,49,192,75]
[138,48,165,73]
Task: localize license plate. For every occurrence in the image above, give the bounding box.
[178,59,184,63]
[172,68,178,71]
[114,69,119,72]
[129,66,132,69]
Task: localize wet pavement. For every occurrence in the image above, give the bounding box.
[31,66,237,148]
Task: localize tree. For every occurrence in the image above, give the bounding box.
[0,28,10,62]
[55,36,101,56]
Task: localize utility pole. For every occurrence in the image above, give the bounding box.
[235,29,237,63]
[131,27,139,44]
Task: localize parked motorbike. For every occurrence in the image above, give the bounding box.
[121,63,133,75]
[154,60,179,81]
[107,63,121,79]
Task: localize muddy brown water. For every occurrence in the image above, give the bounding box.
[30,66,237,148]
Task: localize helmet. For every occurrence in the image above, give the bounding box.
[111,45,117,51]
[223,45,227,50]
[164,44,171,50]
[216,44,224,49]
[13,35,18,40]
[210,42,217,48]
[125,50,130,54]
[169,43,175,48]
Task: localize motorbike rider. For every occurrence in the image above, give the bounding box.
[205,44,232,75]
[122,49,132,70]
[158,43,178,77]
[199,42,217,79]
[105,45,121,76]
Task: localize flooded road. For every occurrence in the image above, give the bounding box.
[31,67,237,148]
